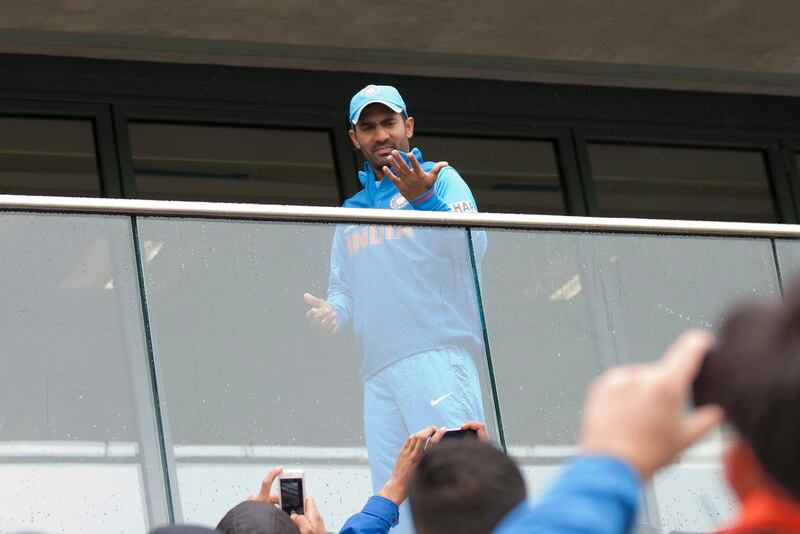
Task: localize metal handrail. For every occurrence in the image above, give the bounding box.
[2,194,800,238]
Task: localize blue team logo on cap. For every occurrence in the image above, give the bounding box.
[349,84,408,125]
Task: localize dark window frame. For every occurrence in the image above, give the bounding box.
[0,99,121,197]
[573,126,794,223]
[112,103,359,203]
[417,114,586,215]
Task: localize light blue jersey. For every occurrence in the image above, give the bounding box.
[326,147,488,533]
[327,147,487,381]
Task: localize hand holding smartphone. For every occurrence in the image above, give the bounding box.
[278,469,305,515]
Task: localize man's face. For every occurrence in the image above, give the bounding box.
[349,103,414,173]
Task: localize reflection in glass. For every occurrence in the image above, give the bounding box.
[138,219,495,532]
[0,212,168,532]
[0,116,100,196]
[414,135,564,214]
[478,228,778,532]
[130,123,340,205]
[589,143,776,222]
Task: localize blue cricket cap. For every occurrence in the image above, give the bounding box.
[349,85,407,126]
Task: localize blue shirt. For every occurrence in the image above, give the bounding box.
[339,495,399,534]
[327,147,487,380]
[493,455,641,534]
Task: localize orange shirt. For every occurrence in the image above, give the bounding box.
[720,489,800,534]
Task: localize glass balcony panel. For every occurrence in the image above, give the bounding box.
[589,143,777,222]
[774,239,800,284]
[478,228,778,532]
[414,135,565,214]
[137,219,496,530]
[129,122,340,205]
[0,212,168,532]
[0,116,101,196]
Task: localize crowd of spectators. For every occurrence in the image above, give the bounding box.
[145,283,800,533]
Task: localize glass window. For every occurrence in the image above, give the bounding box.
[129,123,340,205]
[137,218,497,530]
[414,135,565,214]
[0,212,168,532]
[477,227,778,532]
[0,116,101,196]
[588,143,777,222]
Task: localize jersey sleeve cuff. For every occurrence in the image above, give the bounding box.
[363,495,400,527]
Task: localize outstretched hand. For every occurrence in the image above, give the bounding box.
[303,292,338,336]
[579,330,724,479]
[383,150,448,201]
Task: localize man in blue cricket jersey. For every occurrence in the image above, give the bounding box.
[303,85,487,532]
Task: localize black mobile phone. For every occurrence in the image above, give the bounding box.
[279,471,305,515]
[441,428,478,440]
[692,346,716,408]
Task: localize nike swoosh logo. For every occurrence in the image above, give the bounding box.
[430,392,454,407]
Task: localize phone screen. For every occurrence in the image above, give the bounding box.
[441,428,478,440]
[280,478,304,515]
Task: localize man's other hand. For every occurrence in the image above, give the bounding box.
[291,496,326,534]
[384,150,448,201]
[303,292,338,336]
[247,466,281,504]
[579,329,724,479]
[460,421,490,442]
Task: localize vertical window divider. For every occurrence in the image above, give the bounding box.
[466,227,507,452]
[131,215,180,524]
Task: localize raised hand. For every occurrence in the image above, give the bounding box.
[579,330,724,479]
[383,150,448,201]
[378,432,430,505]
[303,292,338,336]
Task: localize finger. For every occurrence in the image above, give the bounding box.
[408,152,425,176]
[269,494,280,505]
[461,421,489,442]
[290,513,311,533]
[411,425,437,439]
[429,161,449,177]
[429,426,448,445]
[391,150,413,175]
[659,329,715,389]
[305,496,323,523]
[259,466,283,497]
[303,293,322,307]
[383,165,402,185]
[680,404,725,449]
[387,154,408,179]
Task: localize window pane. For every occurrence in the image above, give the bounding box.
[589,143,776,222]
[478,227,778,531]
[130,123,340,205]
[414,135,565,214]
[0,117,100,196]
[137,218,497,530]
[0,212,169,531]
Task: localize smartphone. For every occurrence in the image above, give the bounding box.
[692,346,716,408]
[278,470,305,515]
[441,427,478,440]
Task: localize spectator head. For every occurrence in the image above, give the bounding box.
[409,439,526,534]
[694,280,800,501]
[216,501,299,534]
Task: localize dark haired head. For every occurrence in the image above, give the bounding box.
[409,439,526,534]
[216,501,299,534]
[693,280,800,500]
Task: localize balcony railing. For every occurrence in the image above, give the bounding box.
[2,194,798,533]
